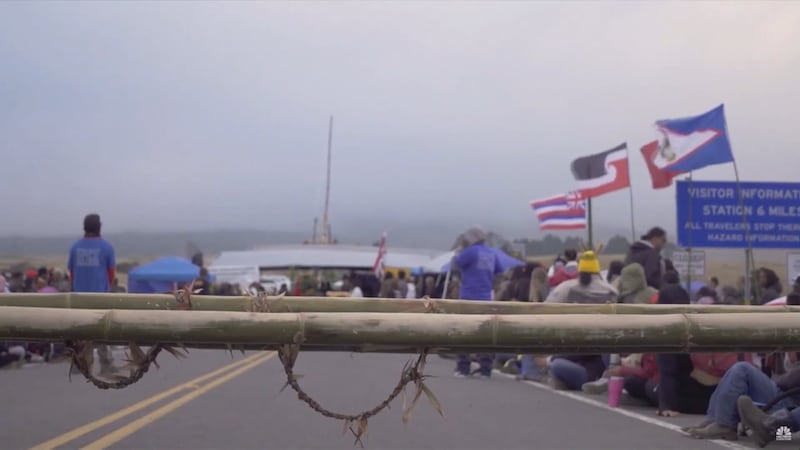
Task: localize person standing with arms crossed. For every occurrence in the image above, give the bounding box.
[68,213,118,375]
[452,227,503,378]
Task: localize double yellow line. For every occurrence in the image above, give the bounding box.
[32,351,275,450]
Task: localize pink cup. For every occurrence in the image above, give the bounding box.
[608,376,624,408]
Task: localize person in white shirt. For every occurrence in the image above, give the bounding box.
[406,277,417,299]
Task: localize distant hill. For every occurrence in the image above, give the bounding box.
[0,228,462,259]
[0,223,643,259]
[0,230,309,259]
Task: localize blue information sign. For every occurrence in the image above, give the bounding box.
[676,180,800,249]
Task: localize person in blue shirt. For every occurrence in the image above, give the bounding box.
[68,213,117,375]
[69,214,116,293]
[451,227,502,378]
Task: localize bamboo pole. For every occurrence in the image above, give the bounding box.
[1,293,799,315]
[1,306,800,353]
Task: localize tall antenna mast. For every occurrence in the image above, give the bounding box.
[311,217,318,244]
[319,116,333,244]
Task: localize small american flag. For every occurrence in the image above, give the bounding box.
[373,231,387,279]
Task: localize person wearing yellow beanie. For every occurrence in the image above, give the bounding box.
[577,251,601,275]
[542,250,619,391]
[545,250,616,303]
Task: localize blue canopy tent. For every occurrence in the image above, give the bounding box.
[410,267,426,276]
[128,257,215,294]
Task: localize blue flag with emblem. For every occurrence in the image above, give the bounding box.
[651,104,735,174]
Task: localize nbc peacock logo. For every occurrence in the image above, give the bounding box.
[775,425,792,441]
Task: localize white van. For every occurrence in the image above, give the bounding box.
[260,275,292,294]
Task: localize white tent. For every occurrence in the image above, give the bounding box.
[212,244,440,270]
[420,251,455,273]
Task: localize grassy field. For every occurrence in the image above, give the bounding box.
[0,249,792,292]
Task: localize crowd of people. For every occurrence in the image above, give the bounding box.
[3,216,800,446]
[0,268,126,294]
[443,225,800,447]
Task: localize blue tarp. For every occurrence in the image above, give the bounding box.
[128,257,214,294]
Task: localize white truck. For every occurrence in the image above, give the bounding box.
[259,274,292,294]
[207,265,260,294]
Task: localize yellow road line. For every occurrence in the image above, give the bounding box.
[80,352,275,450]
[30,352,269,450]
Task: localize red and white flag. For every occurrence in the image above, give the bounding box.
[640,140,685,189]
[373,231,387,279]
[570,143,631,199]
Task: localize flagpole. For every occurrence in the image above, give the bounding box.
[627,188,637,244]
[685,172,694,294]
[732,160,756,304]
[587,197,594,249]
[441,267,452,300]
[723,114,757,304]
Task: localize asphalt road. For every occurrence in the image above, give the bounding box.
[0,350,790,450]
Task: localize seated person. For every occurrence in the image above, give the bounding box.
[547,354,606,391]
[738,395,800,447]
[545,251,617,304]
[0,342,25,368]
[685,359,800,440]
[615,263,658,304]
[652,270,748,418]
[591,353,658,405]
[695,286,718,305]
[545,252,615,390]
[548,249,578,287]
[656,351,749,418]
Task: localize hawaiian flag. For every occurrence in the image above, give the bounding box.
[530,192,587,231]
[641,104,735,189]
[373,231,387,279]
[570,143,631,199]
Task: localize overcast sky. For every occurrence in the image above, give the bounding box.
[1,1,798,239]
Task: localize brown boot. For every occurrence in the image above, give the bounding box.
[689,422,738,440]
[737,395,793,447]
[680,418,712,433]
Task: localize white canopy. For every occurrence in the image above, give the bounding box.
[420,251,455,273]
[211,244,440,270]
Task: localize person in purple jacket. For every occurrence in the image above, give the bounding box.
[452,227,503,378]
